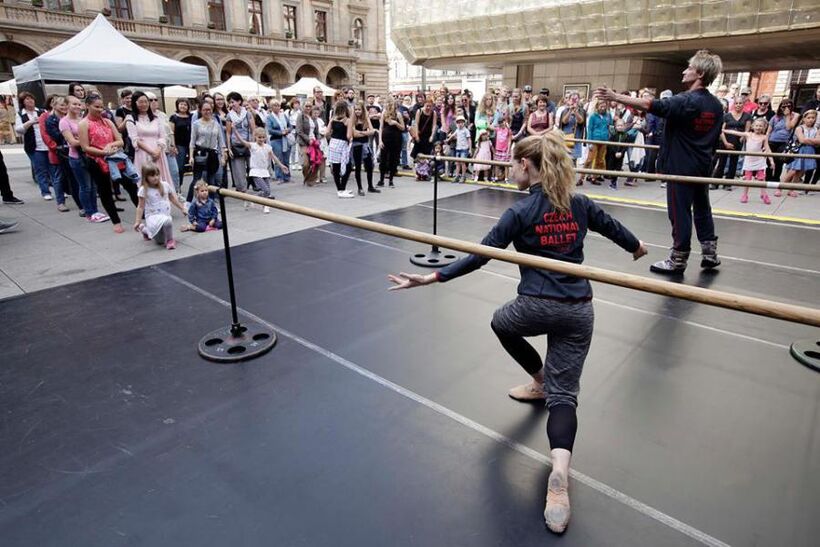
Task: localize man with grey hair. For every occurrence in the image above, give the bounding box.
[594,49,724,275]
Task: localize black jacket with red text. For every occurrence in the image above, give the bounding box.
[436,185,640,300]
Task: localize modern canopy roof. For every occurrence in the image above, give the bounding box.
[12,14,209,86]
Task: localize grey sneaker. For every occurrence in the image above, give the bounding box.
[544,471,571,534]
[700,240,721,269]
[650,249,689,275]
[0,219,19,233]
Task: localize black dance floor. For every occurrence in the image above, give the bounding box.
[2,189,818,546]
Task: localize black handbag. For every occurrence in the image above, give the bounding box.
[230,143,250,158]
[194,146,218,172]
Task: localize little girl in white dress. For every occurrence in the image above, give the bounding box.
[134,163,187,249]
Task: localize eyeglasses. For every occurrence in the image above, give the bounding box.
[758,102,769,106]
[150,98,158,102]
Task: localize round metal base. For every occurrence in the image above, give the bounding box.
[790,339,820,373]
[409,248,459,268]
[198,323,277,363]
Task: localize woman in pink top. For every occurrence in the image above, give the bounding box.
[126,91,172,185]
[60,95,108,223]
[79,93,133,232]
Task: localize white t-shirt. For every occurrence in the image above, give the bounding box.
[454,127,471,150]
[249,142,273,178]
[137,181,173,218]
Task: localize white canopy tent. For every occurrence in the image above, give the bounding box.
[0,79,16,96]
[164,85,198,98]
[209,76,277,98]
[12,14,208,86]
[280,77,336,97]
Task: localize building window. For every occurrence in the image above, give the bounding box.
[163,0,183,26]
[314,10,327,42]
[46,0,74,11]
[352,18,364,48]
[283,5,297,38]
[208,0,226,31]
[248,0,263,34]
[108,0,132,19]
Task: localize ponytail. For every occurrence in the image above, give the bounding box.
[513,132,575,213]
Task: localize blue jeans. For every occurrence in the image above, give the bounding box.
[69,156,98,215]
[166,151,180,191]
[400,132,409,166]
[48,161,66,205]
[175,147,188,191]
[27,150,51,197]
[270,138,290,181]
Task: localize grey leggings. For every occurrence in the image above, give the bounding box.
[151,217,174,245]
[491,295,593,451]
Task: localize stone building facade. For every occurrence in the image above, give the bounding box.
[0,0,388,96]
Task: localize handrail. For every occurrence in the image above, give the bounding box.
[564,137,820,160]
[417,154,819,192]
[212,187,820,328]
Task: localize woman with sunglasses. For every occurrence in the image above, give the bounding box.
[767,100,800,183]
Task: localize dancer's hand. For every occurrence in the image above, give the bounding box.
[387,272,437,291]
[633,241,648,261]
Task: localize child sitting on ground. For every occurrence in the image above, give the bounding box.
[722,117,776,204]
[184,180,222,232]
[239,127,289,214]
[134,163,186,249]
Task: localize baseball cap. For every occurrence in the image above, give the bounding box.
[523,85,533,92]
[456,115,465,122]
[741,86,752,95]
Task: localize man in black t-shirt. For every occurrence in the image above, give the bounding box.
[596,49,725,274]
[114,89,134,157]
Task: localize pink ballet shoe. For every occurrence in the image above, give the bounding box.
[774,189,782,197]
[740,194,748,204]
[761,194,771,205]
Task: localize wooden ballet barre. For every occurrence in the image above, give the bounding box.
[211,187,820,328]
[416,155,819,192]
[564,137,820,160]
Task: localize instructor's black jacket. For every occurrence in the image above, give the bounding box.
[436,185,640,300]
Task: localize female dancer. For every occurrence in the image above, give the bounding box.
[389,132,647,534]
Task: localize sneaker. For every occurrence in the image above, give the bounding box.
[660,182,667,188]
[357,189,365,197]
[88,212,110,223]
[2,196,24,204]
[544,471,571,534]
[165,239,176,250]
[576,177,584,187]
[700,240,720,269]
[57,203,69,212]
[761,193,771,205]
[590,178,602,186]
[650,250,689,275]
[368,187,381,193]
[740,194,748,203]
[508,382,545,401]
[376,181,385,187]
[78,209,85,217]
[0,220,18,233]
[389,181,395,188]
[609,181,617,190]
[42,194,53,201]
[337,191,354,199]
[624,180,636,187]
[263,205,270,214]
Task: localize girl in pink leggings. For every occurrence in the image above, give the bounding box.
[723,118,775,204]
